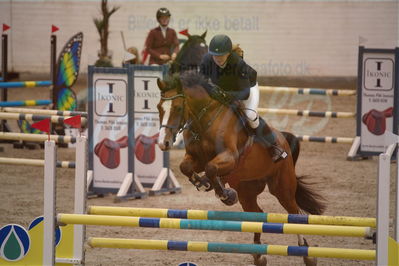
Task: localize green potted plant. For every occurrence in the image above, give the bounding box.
[93,0,119,67]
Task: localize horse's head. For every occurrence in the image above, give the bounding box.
[157,74,185,151]
[170,30,208,74]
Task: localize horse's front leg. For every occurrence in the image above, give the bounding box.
[179,153,212,191]
[205,150,238,205]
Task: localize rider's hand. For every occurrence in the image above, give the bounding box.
[159,54,171,61]
[171,53,177,61]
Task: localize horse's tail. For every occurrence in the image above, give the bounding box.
[295,175,327,215]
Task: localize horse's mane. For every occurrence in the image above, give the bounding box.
[180,71,208,88]
[180,71,212,100]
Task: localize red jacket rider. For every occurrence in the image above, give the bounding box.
[144,8,179,65]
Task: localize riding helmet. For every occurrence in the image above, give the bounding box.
[156,8,171,20]
[209,34,232,56]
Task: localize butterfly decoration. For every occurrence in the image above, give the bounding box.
[55,32,83,111]
[19,32,83,134]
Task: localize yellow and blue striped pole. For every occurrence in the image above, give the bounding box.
[0,80,52,88]
[58,214,373,238]
[88,237,375,261]
[0,99,51,107]
[87,206,376,228]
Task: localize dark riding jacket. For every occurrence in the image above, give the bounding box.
[200,52,257,101]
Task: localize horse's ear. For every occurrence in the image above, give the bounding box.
[200,30,207,40]
[157,78,166,91]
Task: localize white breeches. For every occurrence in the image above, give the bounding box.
[241,83,259,128]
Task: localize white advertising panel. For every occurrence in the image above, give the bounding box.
[91,72,129,190]
[133,68,164,185]
[359,51,396,154]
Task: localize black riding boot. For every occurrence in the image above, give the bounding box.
[255,118,288,162]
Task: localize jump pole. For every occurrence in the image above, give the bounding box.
[57,214,373,238]
[0,132,76,143]
[0,107,88,117]
[0,112,87,125]
[258,108,355,119]
[88,237,375,261]
[258,86,356,96]
[0,80,52,88]
[296,135,354,144]
[0,99,52,107]
[0,157,75,168]
[87,206,376,228]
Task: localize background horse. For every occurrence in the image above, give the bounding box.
[157,72,326,266]
[169,31,208,74]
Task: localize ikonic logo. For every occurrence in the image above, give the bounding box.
[95,79,127,117]
[365,58,394,91]
[135,79,160,112]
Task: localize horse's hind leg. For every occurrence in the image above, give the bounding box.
[236,180,267,266]
[267,175,317,266]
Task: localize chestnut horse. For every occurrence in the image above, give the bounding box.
[156,72,326,266]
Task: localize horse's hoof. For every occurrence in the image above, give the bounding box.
[252,254,267,266]
[303,256,317,266]
[220,188,238,206]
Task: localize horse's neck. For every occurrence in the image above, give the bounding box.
[185,97,216,127]
[185,99,248,151]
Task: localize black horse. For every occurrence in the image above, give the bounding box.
[169,30,208,74]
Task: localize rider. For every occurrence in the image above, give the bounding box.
[200,34,287,162]
[144,7,180,65]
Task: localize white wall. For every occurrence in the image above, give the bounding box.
[0,0,397,77]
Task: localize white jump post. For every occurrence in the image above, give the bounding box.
[43,140,56,265]
[43,136,87,265]
[376,132,399,265]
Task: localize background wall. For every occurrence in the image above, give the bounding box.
[0,0,397,80]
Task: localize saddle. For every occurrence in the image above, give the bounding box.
[362,107,393,135]
[135,133,160,164]
[94,136,128,169]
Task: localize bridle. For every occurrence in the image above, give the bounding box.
[160,89,225,142]
[159,91,186,142]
